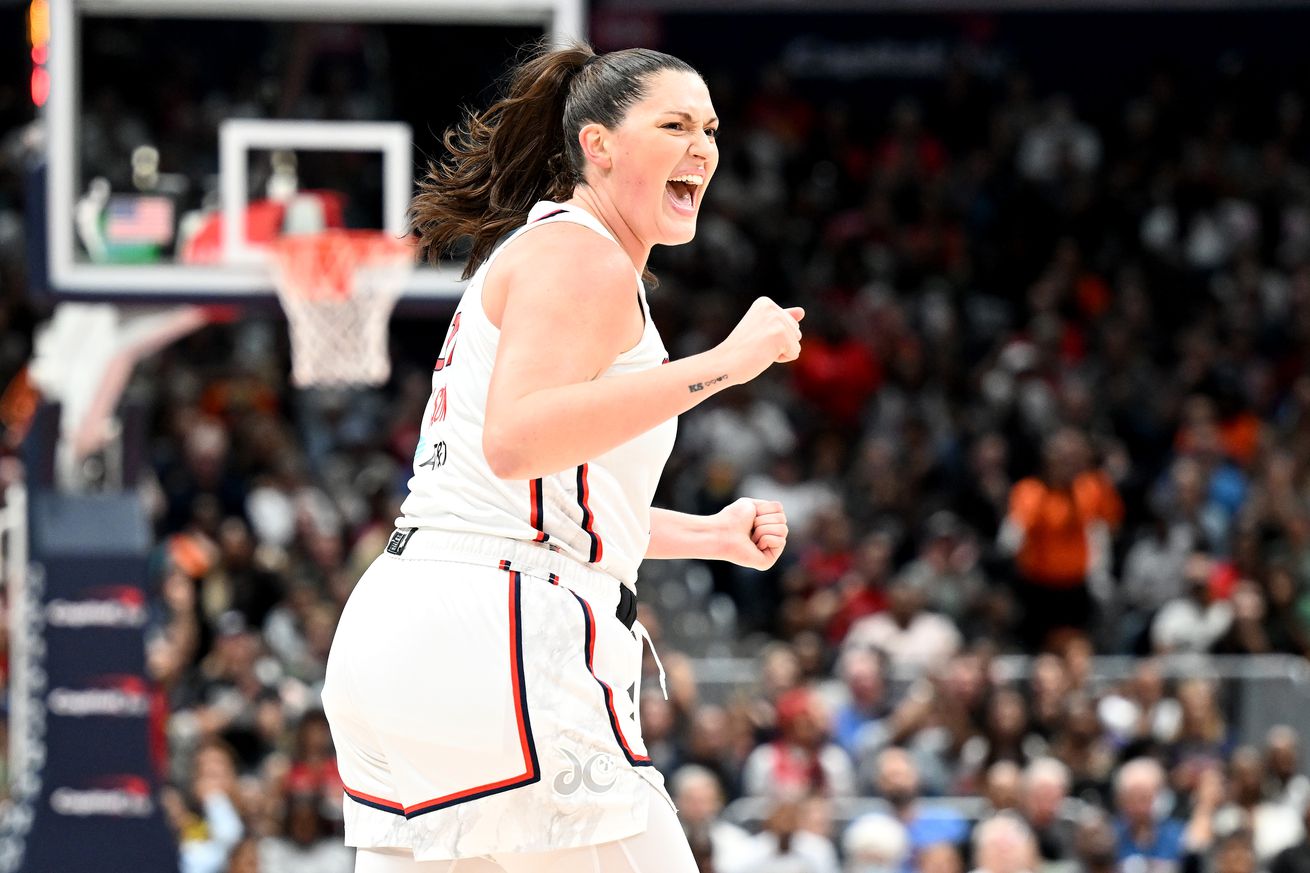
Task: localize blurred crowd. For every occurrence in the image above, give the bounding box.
[3,15,1310,873]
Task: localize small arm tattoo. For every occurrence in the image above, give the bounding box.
[688,374,729,393]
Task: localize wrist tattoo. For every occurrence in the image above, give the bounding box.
[688,374,729,393]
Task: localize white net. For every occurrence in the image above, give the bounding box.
[268,230,416,388]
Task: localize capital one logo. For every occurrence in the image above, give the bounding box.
[47,675,150,717]
[46,586,146,629]
[552,750,618,796]
[50,775,154,818]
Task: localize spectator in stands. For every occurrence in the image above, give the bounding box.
[680,704,746,801]
[920,843,967,873]
[971,813,1040,873]
[999,428,1122,651]
[1224,565,1310,657]
[1113,758,1185,866]
[899,652,993,796]
[257,792,353,873]
[791,312,882,432]
[641,690,683,774]
[1265,726,1310,814]
[842,577,962,672]
[282,709,342,819]
[189,610,285,771]
[1096,659,1183,751]
[1063,809,1118,873]
[1150,456,1229,557]
[671,765,753,873]
[842,812,910,873]
[825,530,895,644]
[1049,696,1116,808]
[898,511,986,633]
[742,686,857,798]
[955,433,1013,543]
[1117,508,1196,652]
[979,688,1040,771]
[1217,832,1262,873]
[1017,95,1102,183]
[165,739,244,873]
[981,761,1023,813]
[1181,766,1228,869]
[830,648,891,761]
[873,747,970,861]
[1022,757,1074,862]
[1028,655,1072,741]
[1219,746,1305,861]
[731,798,841,873]
[682,383,798,481]
[1152,552,1237,655]
[1172,678,1232,765]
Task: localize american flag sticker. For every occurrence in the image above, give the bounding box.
[105,195,175,245]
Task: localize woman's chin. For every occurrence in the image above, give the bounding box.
[658,215,698,246]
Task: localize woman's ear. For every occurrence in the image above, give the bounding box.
[577,123,613,171]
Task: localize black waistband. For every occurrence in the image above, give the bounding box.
[616,584,637,630]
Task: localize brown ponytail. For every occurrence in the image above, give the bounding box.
[410,41,699,279]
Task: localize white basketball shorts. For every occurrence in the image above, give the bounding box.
[321,530,673,862]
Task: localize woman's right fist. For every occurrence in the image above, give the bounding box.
[717,296,805,385]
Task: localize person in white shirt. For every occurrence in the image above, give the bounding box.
[842,578,962,673]
[1151,552,1233,653]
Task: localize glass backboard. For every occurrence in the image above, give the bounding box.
[44,0,584,303]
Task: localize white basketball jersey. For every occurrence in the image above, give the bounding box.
[397,202,677,588]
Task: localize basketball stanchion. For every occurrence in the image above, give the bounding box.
[267,230,417,388]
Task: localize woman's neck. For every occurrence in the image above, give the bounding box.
[566,185,651,273]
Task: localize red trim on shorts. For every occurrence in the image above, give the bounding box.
[344,569,540,818]
[572,594,651,767]
[576,464,603,563]
[342,786,405,814]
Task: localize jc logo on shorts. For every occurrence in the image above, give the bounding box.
[553,750,618,796]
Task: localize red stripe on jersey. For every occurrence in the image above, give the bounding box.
[529,478,549,543]
[576,464,603,563]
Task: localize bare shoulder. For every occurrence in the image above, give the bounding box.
[483,222,636,329]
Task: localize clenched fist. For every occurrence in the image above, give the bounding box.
[716,297,805,386]
[716,497,790,570]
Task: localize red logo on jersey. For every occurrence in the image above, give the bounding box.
[434,312,461,372]
[430,386,447,424]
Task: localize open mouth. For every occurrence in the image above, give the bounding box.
[665,174,704,215]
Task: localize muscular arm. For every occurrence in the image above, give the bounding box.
[482,225,799,480]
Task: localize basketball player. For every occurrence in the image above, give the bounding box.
[322,43,804,873]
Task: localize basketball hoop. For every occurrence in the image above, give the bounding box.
[268,230,416,388]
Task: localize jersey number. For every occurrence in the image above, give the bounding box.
[433,312,461,372]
